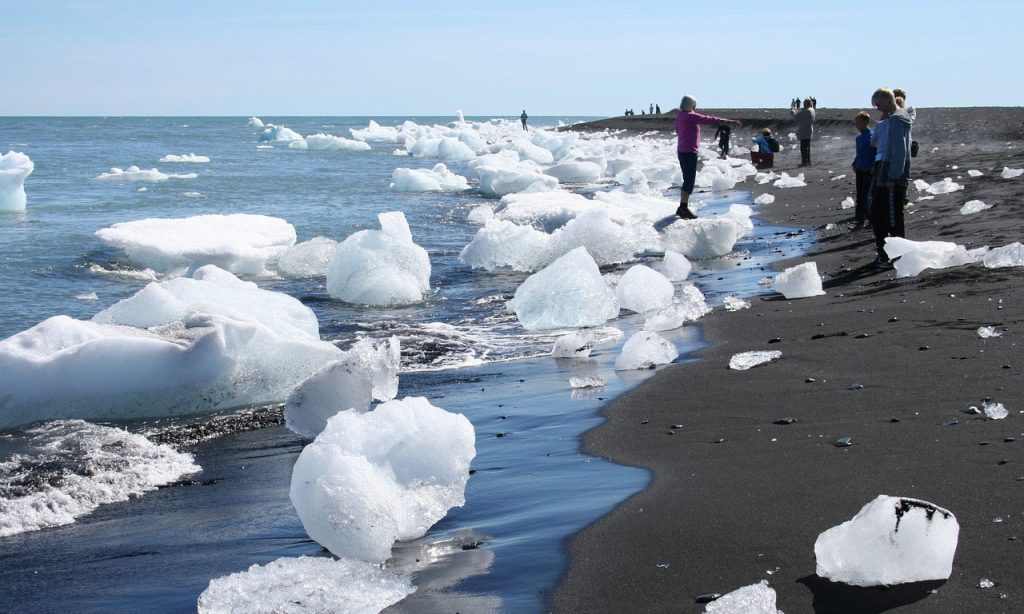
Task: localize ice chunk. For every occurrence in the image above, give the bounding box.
[754,193,775,205]
[303,133,372,151]
[814,495,959,586]
[248,116,265,129]
[349,119,401,143]
[967,169,984,177]
[552,331,595,358]
[326,211,431,306]
[773,172,806,188]
[544,160,603,183]
[197,556,414,614]
[705,580,782,613]
[983,242,1024,268]
[959,199,991,215]
[615,265,675,313]
[644,285,712,331]
[569,376,604,389]
[275,236,338,278]
[723,295,750,311]
[459,219,551,272]
[840,196,855,209]
[159,153,209,163]
[982,401,1008,419]
[614,330,677,370]
[832,174,847,181]
[511,247,619,331]
[0,151,34,211]
[465,203,495,224]
[289,397,476,562]
[409,136,475,162]
[977,325,1002,339]
[729,350,782,370]
[912,178,930,191]
[774,262,825,298]
[95,214,296,276]
[391,163,469,192]
[925,177,964,194]
[259,124,303,142]
[94,166,196,182]
[1001,166,1023,178]
[884,237,980,278]
[475,165,559,197]
[546,209,653,266]
[661,217,744,259]
[660,250,692,281]
[723,204,754,237]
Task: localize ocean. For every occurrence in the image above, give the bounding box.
[0,116,809,612]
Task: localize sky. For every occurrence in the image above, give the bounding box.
[2,0,1022,116]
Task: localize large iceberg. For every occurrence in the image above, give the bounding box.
[615,264,674,313]
[326,211,431,306]
[510,247,619,330]
[0,151,34,211]
[289,397,476,563]
[815,495,959,586]
[614,330,678,370]
[95,213,297,276]
[774,262,825,298]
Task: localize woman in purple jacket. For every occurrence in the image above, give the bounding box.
[675,95,742,218]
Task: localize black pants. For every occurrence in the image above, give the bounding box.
[799,139,811,165]
[871,182,907,259]
[854,168,873,224]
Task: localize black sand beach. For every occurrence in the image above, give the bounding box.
[553,108,1024,613]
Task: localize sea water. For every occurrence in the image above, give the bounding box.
[0,116,811,612]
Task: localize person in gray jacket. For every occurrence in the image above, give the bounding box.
[791,98,816,166]
[869,87,914,266]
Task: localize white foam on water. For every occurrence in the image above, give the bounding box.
[159,153,209,163]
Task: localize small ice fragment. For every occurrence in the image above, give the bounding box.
[723,296,750,311]
[570,376,605,389]
[614,330,678,370]
[960,200,992,215]
[913,179,930,191]
[552,331,594,358]
[983,401,1008,420]
[660,250,692,281]
[983,242,1024,268]
[1000,167,1023,179]
[840,196,855,209]
[754,193,775,205]
[925,178,964,194]
[831,174,847,181]
[977,326,1002,338]
[74,292,99,301]
[774,262,825,298]
[728,350,781,370]
[704,580,782,613]
[980,578,995,589]
[967,169,983,177]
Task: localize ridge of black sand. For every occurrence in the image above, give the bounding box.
[552,108,1023,612]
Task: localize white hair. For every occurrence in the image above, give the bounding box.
[680,95,697,111]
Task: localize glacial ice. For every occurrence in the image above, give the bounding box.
[615,265,675,314]
[729,350,782,370]
[983,242,1024,268]
[259,124,303,142]
[661,217,745,260]
[644,285,712,331]
[614,330,678,370]
[275,236,338,278]
[95,166,197,182]
[248,116,264,128]
[977,325,1002,339]
[459,219,551,272]
[723,204,755,237]
[773,172,807,188]
[510,247,619,330]
[159,153,209,163]
[967,169,983,177]
[569,376,604,389]
[883,237,982,278]
[841,196,855,209]
[660,250,692,281]
[814,495,959,586]
[491,191,601,232]
[774,262,825,298]
[350,119,402,143]
[723,295,750,311]
[292,133,372,152]
[0,151,34,211]
[925,177,964,195]
[705,580,782,613]
[409,136,476,162]
[547,210,653,267]
[754,193,775,205]
[475,165,559,197]
[1001,166,1023,179]
[552,331,596,358]
[960,199,992,215]
[982,400,1008,419]
[326,211,431,306]
[544,160,603,184]
[391,163,469,192]
[289,397,476,563]
[197,556,415,614]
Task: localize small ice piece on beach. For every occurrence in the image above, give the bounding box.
[913,178,930,191]
[728,350,782,370]
[968,169,984,177]
[960,200,992,215]
[883,237,979,278]
[275,236,339,278]
[197,556,415,614]
[832,174,847,181]
[814,495,959,587]
[391,163,469,192]
[661,217,745,259]
[644,285,712,331]
[723,295,750,311]
[544,160,603,184]
[925,177,964,195]
[511,247,619,331]
[326,211,431,306]
[977,326,1002,338]
[569,376,605,389]
[552,331,594,358]
[289,397,475,563]
[0,151,34,211]
[774,262,825,298]
[614,330,678,370]
[1000,166,1024,178]
[704,580,782,613]
[659,251,692,282]
[840,196,855,209]
[983,401,1008,420]
[773,172,806,188]
[983,242,1024,268]
[754,193,775,205]
[979,578,996,589]
[615,265,675,314]
[159,153,209,163]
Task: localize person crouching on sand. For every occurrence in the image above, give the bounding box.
[674,95,742,219]
[852,111,876,230]
[870,87,913,267]
[751,128,776,169]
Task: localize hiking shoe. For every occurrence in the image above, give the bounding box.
[676,206,698,219]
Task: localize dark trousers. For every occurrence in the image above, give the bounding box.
[799,139,811,165]
[854,168,873,224]
[871,182,907,259]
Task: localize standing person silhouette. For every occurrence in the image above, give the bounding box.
[791,98,816,166]
[520,110,528,131]
[674,95,742,219]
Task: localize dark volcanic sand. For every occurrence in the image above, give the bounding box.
[553,108,1024,613]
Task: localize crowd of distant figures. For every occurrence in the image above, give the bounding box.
[624,103,661,116]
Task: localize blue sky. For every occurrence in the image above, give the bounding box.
[2,0,1021,116]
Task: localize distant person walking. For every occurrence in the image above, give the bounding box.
[674,95,742,219]
[656,104,661,114]
[791,98,816,166]
[649,103,654,114]
[851,111,876,229]
[520,110,528,131]
[714,124,732,159]
[870,87,914,266]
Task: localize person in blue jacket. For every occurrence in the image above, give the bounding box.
[751,128,775,169]
[870,87,913,266]
[851,111,876,229]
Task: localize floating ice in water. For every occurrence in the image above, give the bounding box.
[197,556,415,614]
[465,203,495,224]
[488,190,597,232]
[292,133,372,152]
[614,330,677,370]
[159,153,209,163]
[289,397,476,563]
[773,172,806,188]
[391,163,469,192]
[977,326,1002,339]
[475,165,559,197]
[95,213,296,276]
[729,350,782,370]
[75,292,98,300]
[982,401,1008,419]
[0,419,199,537]
[705,580,782,613]
[1001,166,1024,178]
[275,236,338,278]
[774,262,825,298]
[0,151,34,211]
[883,237,982,278]
[814,495,959,586]
[459,219,551,272]
[548,210,654,266]
[94,166,197,182]
[349,119,402,143]
[967,169,984,177]
[661,217,745,260]
[327,211,431,306]
[409,136,476,162]
[259,124,303,142]
[544,160,603,183]
[983,242,1024,268]
[615,265,675,314]
[511,247,619,330]
[660,250,692,281]
[644,285,712,331]
[840,196,855,209]
[754,193,775,205]
[552,331,595,358]
[925,177,964,194]
[569,376,605,389]
[960,199,992,215]
[723,295,750,311]
[248,116,265,128]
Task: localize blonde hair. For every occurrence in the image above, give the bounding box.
[680,95,697,111]
[872,88,896,106]
[762,128,772,136]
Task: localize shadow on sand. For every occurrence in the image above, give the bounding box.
[797,575,946,613]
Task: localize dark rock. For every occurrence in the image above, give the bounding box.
[942,419,959,427]
[811,333,825,340]
[855,333,871,339]
[713,438,725,444]
[640,419,649,425]
[671,424,683,429]
[835,437,853,447]
[496,432,509,438]
[768,337,782,344]
[695,592,723,604]
[1006,437,1017,443]
[997,460,1008,465]
[774,418,798,425]
[890,418,901,423]
[919,346,930,351]
[848,383,865,390]
[888,317,899,322]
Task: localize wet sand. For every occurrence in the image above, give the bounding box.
[553,108,1024,612]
